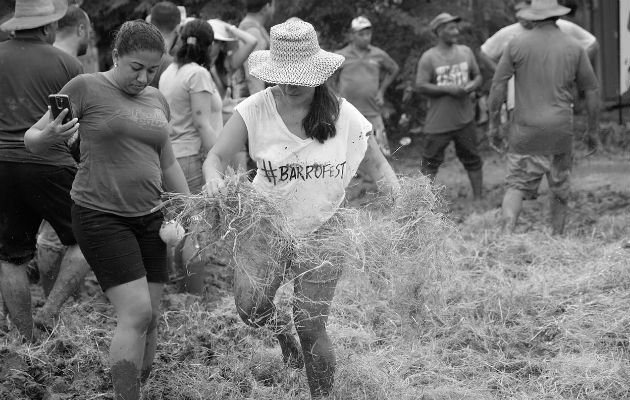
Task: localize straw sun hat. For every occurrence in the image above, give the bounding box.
[248,18,344,87]
[1,0,68,32]
[208,19,236,42]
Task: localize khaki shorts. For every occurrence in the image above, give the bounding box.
[505,152,571,200]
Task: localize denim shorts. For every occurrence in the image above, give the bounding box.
[0,161,76,264]
[71,204,168,291]
[177,154,204,194]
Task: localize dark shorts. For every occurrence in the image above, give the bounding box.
[421,122,482,176]
[0,161,77,264]
[71,204,168,292]
[505,152,571,201]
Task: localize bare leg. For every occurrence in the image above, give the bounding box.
[106,278,153,400]
[140,282,164,383]
[0,261,33,341]
[501,188,524,233]
[37,244,64,297]
[550,193,568,235]
[35,244,90,328]
[293,277,338,398]
[233,253,303,369]
[467,169,483,200]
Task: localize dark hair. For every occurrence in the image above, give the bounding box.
[58,6,89,31]
[214,48,228,80]
[150,1,181,32]
[175,19,214,68]
[303,85,340,143]
[113,20,165,57]
[245,0,272,13]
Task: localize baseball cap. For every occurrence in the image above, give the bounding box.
[351,16,372,32]
[429,13,461,33]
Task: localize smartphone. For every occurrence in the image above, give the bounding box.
[48,94,74,124]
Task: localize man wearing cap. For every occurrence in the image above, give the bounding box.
[0,0,86,341]
[487,0,599,235]
[415,13,483,200]
[148,1,181,88]
[332,16,399,157]
[479,0,598,116]
[233,0,275,97]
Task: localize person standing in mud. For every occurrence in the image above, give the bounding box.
[0,0,89,342]
[331,16,400,157]
[203,18,399,398]
[487,0,599,235]
[414,12,484,201]
[34,4,93,330]
[25,20,189,400]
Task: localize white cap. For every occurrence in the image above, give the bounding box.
[351,16,372,32]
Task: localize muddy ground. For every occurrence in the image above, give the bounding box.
[1,119,629,399]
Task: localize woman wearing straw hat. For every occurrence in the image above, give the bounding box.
[203,18,399,397]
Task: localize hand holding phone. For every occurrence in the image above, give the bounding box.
[46,94,79,144]
[48,94,74,124]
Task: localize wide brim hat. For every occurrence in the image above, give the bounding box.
[1,0,68,32]
[248,18,344,87]
[208,19,236,42]
[517,0,570,21]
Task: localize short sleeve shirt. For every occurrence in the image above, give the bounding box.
[493,24,599,155]
[61,73,172,216]
[335,44,398,117]
[159,62,222,158]
[0,37,83,166]
[235,88,372,235]
[416,45,478,134]
[482,21,596,110]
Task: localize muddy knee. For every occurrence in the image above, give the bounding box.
[234,292,275,328]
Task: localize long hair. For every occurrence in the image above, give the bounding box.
[303,85,340,143]
[175,19,214,68]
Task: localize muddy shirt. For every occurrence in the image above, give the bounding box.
[61,73,174,216]
[493,24,599,155]
[235,88,372,234]
[416,45,479,134]
[0,37,83,166]
[335,44,398,117]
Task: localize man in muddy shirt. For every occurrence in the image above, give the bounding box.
[488,0,599,235]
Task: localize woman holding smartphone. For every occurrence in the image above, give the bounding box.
[26,20,189,400]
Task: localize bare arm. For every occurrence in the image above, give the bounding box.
[160,139,190,195]
[225,25,258,71]
[360,135,400,195]
[202,110,249,195]
[191,91,219,154]
[376,54,400,105]
[243,27,268,95]
[24,109,79,154]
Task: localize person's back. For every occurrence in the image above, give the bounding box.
[506,24,596,154]
[148,1,181,88]
[0,34,83,166]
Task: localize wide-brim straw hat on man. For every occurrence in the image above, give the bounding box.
[517,0,570,21]
[248,18,344,87]
[1,0,68,32]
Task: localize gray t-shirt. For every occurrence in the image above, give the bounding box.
[493,24,599,155]
[415,44,479,134]
[159,62,222,158]
[0,37,83,166]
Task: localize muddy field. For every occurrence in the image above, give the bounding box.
[1,128,630,399]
